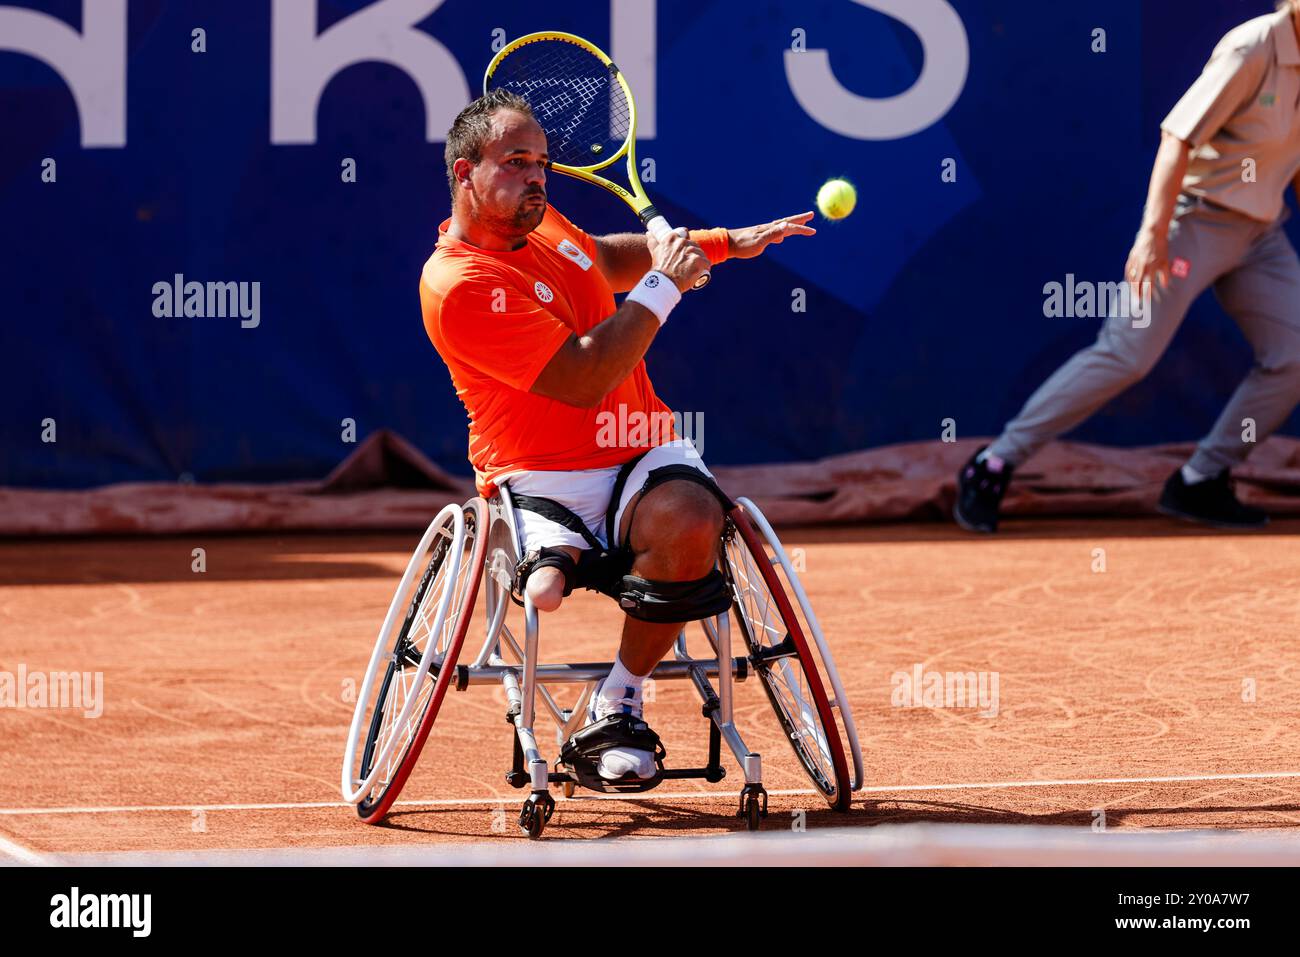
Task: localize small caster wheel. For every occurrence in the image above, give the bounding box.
[519,791,555,839]
[737,783,768,832]
[562,781,576,799]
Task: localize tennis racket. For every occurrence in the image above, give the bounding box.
[484,31,710,289]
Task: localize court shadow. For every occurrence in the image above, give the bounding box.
[351,793,1300,841]
[376,799,874,841]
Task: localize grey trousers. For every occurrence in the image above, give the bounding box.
[990,195,1300,475]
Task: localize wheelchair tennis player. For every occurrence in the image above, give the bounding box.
[419,90,815,786]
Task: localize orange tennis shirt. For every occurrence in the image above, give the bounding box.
[420,204,675,496]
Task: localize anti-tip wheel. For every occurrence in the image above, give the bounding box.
[519,792,555,840]
[738,784,768,832]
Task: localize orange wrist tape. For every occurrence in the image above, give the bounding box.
[688,227,730,265]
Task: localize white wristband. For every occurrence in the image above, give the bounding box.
[624,270,681,326]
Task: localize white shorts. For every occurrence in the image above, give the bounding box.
[497,439,715,555]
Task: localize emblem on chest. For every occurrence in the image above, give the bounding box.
[557,238,593,271]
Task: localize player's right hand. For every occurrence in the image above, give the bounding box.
[1124,228,1170,301]
[648,227,710,293]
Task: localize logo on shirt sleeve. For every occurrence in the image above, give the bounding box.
[534,280,554,303]
[556,238,593,271]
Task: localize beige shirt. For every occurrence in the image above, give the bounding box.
[1162,9,1300,222]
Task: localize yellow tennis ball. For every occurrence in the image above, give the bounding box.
[816,178,857,220]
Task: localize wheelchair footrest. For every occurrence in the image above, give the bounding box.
[555,771,664,795]
[661,766,727,784]
[558,714,668,793]
[548,764,726,792]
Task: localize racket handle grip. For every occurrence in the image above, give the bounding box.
[643,214,712,290]
[644,214,674,240]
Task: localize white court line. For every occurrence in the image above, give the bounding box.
[2,770,1299,817]
[0,832,53,866]
[863,770,1300,793]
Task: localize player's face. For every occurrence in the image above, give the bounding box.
[470,110,549,237]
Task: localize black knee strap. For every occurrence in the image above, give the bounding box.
[574,547,634,598]
[559,714,667,793]
[510,487,628,603]
[638,464,735,515]
[516,544,634,606]
[516,546,579,598]
[612,464,734,555]
[506,461,736,612]
[617,568,734,623]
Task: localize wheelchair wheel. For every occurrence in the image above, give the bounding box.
[341,498,488,823]
[723,505,851,811]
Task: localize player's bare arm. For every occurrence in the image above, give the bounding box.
[533,228,709,407]
[590,232,654,292]
[592,212,817,292]
[725,211,818,259]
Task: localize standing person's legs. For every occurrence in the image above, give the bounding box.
[985,300,1186,466]
[955,200,1250,532]
[1154,218,1300,528]
[1190,220,1300,476]
[990,210,1236,466]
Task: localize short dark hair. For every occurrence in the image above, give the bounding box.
[444,89,535,201]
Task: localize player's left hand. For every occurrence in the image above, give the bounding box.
[725,212,817,260]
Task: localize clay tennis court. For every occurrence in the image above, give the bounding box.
[3,516,1299,863]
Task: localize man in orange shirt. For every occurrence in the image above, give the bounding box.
[421,90,814,785]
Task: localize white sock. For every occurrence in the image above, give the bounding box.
[596,653,654,780]
[599,652,647,705]
[1181,463,1210,485]
[976,448,1008,473]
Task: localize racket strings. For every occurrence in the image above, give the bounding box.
[488,41,630,167]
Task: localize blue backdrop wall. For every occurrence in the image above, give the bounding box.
[2,0,1295,488]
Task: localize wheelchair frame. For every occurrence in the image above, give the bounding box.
[342,482,863,839]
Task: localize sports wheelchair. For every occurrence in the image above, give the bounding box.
[341,480,862,839]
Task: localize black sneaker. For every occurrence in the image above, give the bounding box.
[954,446,1015,533]
[1157,468,1268,529]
